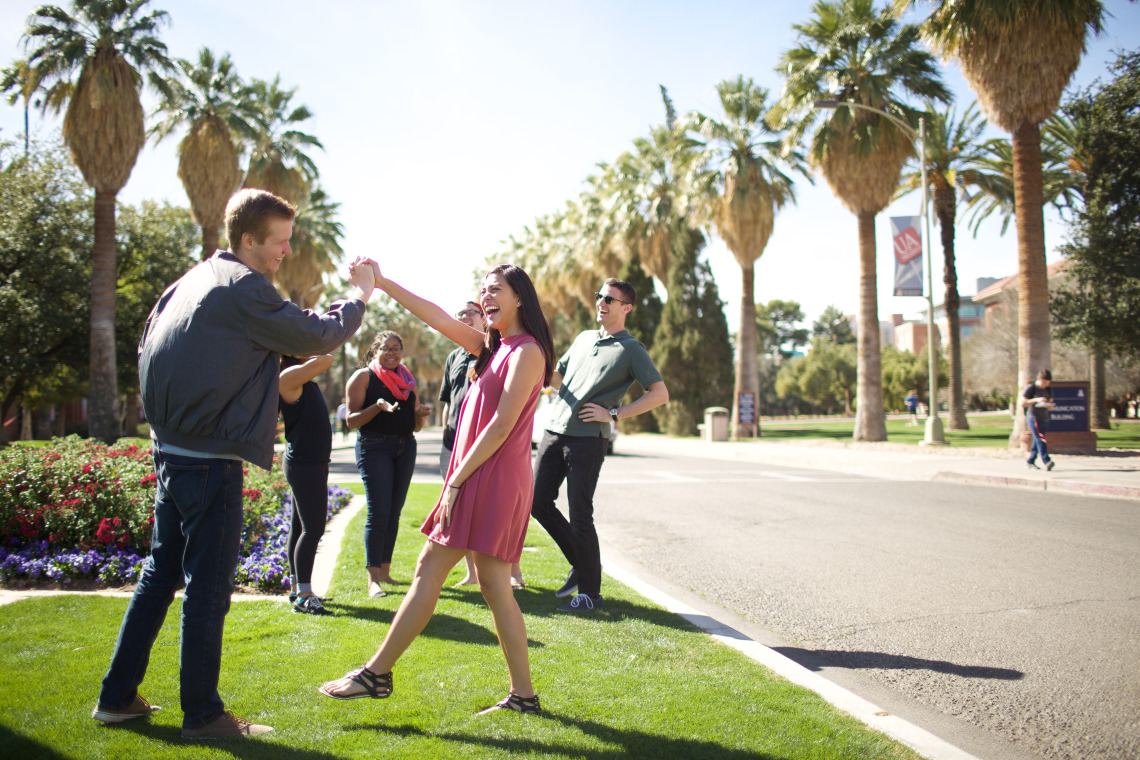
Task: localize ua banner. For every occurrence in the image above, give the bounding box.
[891,216,924,297]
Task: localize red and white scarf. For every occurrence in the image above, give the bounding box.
[369,359,417,401]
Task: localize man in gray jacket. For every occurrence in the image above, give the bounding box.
[92,189,375,738]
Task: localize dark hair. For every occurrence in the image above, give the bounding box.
[360,331,403,367]
[280,354,304,369]
[470,264,555,386]
[224,188,296,250]
[604,277,636,305]
[1038,369,1052,381]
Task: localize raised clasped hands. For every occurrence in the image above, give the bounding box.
[347,256,377,292]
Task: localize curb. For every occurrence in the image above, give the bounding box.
[603,561,981,760]
[934,471,1140,501]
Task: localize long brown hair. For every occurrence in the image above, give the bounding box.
[470,264,554,386]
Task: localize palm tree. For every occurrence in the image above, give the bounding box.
[244,75,323,205]
[687,76,808,438]
[20,0,174,442]
[771,0,950,441]
[896,101,990,430]
[1,58,60,156]
[909,0,1107,445]
[276,186,344,308]
[149,47,260,259]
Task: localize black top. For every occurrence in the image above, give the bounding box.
[280,380,332,465]
[360,370,418,437]
[1022,382,1053,426]
[438,346,478,450]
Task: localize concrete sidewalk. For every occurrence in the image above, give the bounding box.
[616,434,1140,501]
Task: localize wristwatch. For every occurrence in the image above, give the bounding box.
[608,407,619,423]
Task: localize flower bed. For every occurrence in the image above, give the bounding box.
[0,436,352,592]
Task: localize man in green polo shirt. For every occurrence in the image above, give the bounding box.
[531,278,669,613]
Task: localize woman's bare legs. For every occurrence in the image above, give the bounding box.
[510,561,525,589]
[455,551,479,586]
[367,563,401,585]
[474,552,535,698]
[324,541,463,696]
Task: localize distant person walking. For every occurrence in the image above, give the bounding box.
[279,354,335,616]
[320,262,554,715]
[347,332,432,599]
[336,399,349,441]
[1021,369,1055,471]
[905,391,919,426]
[531,278,668,614]
[93,188,373,738]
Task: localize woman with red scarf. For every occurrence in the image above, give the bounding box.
[346,331,432,598]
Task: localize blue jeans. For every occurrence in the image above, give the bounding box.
[356,433,417,567]
[1027,415,1051,465]
[530,431,608,597]
[98,451,244,730]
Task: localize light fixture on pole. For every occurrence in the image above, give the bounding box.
[813,99,946,445]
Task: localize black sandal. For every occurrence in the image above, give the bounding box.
[318,666,393,700]
[476,692,541,715]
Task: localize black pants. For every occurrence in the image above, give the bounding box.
[530,431,607,597]
[283,459,329,586]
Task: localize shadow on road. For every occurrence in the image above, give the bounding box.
[773,647,1023,680]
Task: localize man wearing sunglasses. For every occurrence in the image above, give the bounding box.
[531,278,669,614]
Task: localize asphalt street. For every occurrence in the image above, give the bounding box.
[590,446,1139,760]
[329,432,1139,760]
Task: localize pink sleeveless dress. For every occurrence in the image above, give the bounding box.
[421,333,541,563]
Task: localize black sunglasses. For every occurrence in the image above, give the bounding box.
[595,292,630,306]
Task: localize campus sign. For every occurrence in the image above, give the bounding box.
[1048,381,1090,433]
[890,216,923,297]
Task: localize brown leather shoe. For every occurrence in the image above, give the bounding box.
[91,694,161,723]
[181,711,273,738]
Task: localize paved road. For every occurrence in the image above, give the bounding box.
[588,447,1139,760]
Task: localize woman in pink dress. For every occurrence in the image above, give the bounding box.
[320,262,554,715]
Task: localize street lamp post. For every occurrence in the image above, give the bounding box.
[813,99,946,445]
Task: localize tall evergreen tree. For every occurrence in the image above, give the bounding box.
[649,229,734,436]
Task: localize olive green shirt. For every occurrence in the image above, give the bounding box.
[544,329,663,438]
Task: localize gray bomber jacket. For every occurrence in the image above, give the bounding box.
[140,251,364,470]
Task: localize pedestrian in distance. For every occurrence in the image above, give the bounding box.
[92,188,374,738]
[319,262,554,715]
[440,300,525,591]
[279,353,336,617]
[347,332,433,599]
[336,398,349,441]
[905,390,919,426]
[1021,369,1055,471]
[531,278,669,613]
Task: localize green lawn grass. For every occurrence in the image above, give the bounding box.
[0,485,922,759]
[753,415,1140,449]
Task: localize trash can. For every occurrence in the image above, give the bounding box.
[703,407,729,442]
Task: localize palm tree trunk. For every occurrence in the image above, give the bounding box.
[1009,121,1051,448]
[853,211,885,441]
[733,262,759,439]
[88,188,120,443]
[1090,349,1109,430]
[935,188,968,430]
[201,224,220,260]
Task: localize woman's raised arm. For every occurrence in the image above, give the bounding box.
[364,261,484,355]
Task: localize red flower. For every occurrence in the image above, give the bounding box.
[140,473,158,486]
[82,464,93,474]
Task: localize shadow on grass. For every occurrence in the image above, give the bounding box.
[114,721,346,758]
[774,647,1023,680]
[347,716,786,759]
[0,724,69,760]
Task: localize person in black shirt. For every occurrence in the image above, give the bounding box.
[346,332,432,598]
[1020,369,1055,471]
[279,354,335,616]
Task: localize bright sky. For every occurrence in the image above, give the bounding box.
[3,1,1138,334]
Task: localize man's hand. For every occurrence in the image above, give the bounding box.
[347,256,376,302]
[577,402,610,423]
